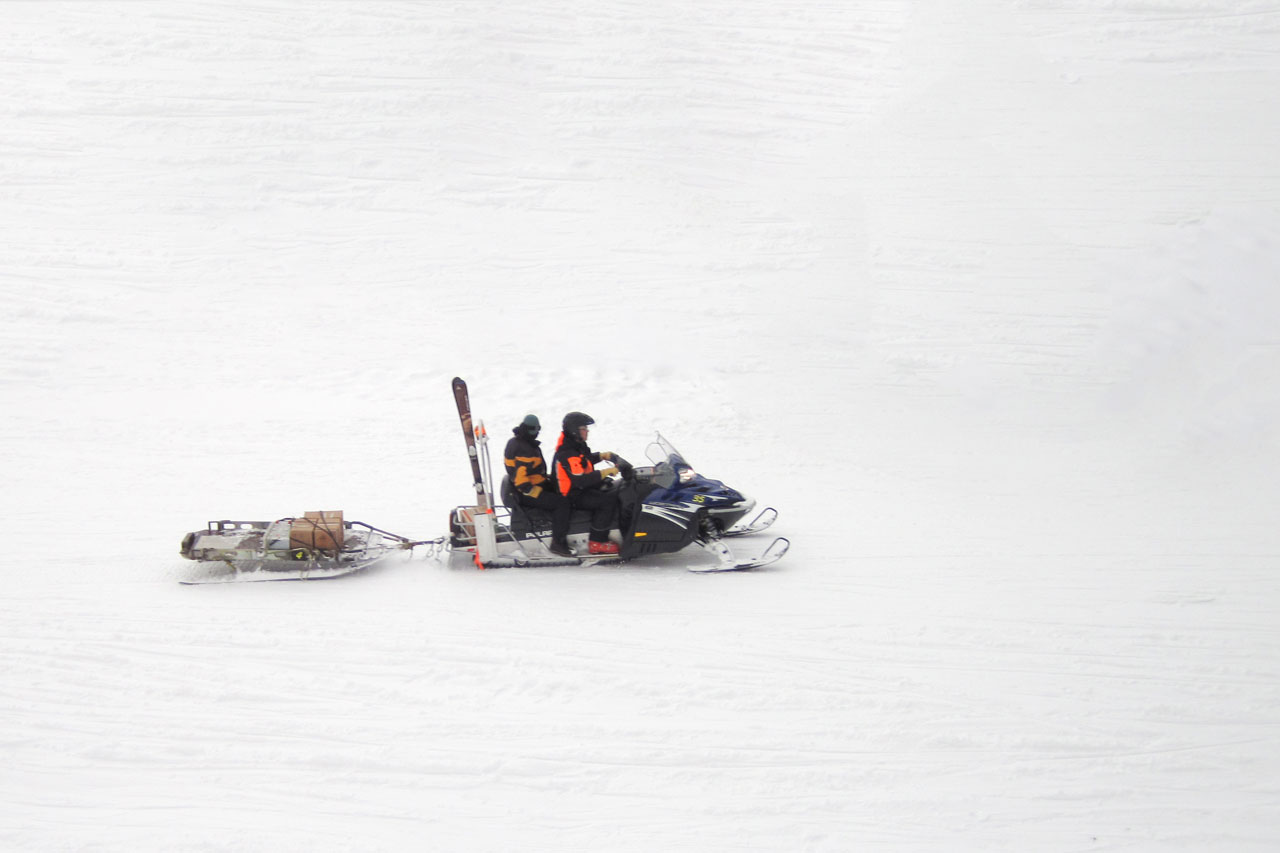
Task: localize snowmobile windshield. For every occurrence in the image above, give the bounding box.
[645,432,698,485]
[645,432,687,467]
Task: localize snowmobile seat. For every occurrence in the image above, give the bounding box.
[500,476,521,513]
[500,477,593,537]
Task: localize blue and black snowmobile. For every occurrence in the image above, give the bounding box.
[447,380,787,572]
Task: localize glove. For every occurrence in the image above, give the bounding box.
[600,451,613,461]
[598,466,619,478]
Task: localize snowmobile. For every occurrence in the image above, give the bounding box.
[448,378,787,572]
[178,511,438,584]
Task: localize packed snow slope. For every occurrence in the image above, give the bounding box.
[3,2,1279,851]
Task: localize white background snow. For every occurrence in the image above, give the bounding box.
[3,2,1279,850]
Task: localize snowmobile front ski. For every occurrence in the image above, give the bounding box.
[723,507,777,537]
[688,536,790,572]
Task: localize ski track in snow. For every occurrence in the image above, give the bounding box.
[3,2,1280,851]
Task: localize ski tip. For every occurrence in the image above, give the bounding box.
[688,536,789,572]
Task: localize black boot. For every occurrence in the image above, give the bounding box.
[548,538,574,557]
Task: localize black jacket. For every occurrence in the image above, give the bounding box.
[504,427,555,499]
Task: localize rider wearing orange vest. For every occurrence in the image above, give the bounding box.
[552,411,631,556]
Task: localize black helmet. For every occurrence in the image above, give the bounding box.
[562,411,594,434]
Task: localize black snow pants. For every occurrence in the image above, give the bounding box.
[568,488,619,542]
[519,489,572,543]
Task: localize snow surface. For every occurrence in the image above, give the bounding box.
[3,2,1280,850]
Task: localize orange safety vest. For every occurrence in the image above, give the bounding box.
[553,432,604,496]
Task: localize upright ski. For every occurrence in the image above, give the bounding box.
[452,377,490,511]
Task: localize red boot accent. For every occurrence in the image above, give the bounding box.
[588,540,619,556]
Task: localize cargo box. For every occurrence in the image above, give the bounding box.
[290,511,345,552]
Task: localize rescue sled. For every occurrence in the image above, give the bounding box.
[178,511,436,584]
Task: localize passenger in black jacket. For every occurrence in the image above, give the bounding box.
[504,414,573,557]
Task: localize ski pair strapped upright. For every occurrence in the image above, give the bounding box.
[452,376,492,511]
[452,377,500,565]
